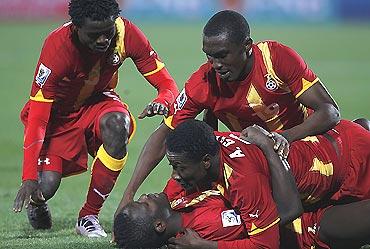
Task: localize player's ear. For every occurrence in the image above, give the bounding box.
[202,154,212,170]
[244,37,253,55]
[154,219,166,233]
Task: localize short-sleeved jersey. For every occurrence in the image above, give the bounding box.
[213,131,280,234]
[163,184,247,241]
[28,17,165,114]
[165,40,318,132]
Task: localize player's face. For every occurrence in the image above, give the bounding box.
[129,192,171,219]
[77,17,116,53]
[203,33,251,82]
[166,151,208,190]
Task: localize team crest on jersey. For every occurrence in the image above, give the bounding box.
[35,63,51,88]
[109,52,121,66]
[265,74,278,91]
[221,210,241,227]
[174,89,187,114]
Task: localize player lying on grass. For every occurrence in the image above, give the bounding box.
[12,0,178,238]
[114,119,370,248]
[117,9,341,217]
[114,192,370,249]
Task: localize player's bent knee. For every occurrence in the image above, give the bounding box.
[100,112,130,158]
[39,171,62,200]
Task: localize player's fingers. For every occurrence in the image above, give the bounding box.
[35,189,45,202]
[138,104,152,119]
[274,138,282,151]
[152,103,161,114]
[157,104,167,116]
[13,191,26,212]
[283,144,290,159]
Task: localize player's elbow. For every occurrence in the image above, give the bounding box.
[320,103,341,128]
[279,202,303,226]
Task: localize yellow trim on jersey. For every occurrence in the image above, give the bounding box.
[223,163,233,190]
[296,77,319,98]
[257,42,288,91]
[216,184,225,196]
[164,115,175,130]
[301,136,319,143]
[143,59,165,77]
[185,190,220,208]
[248,217,280,236]
[96,145,127,171]
[286,217,303,234]
[114,17,126,59]
[309,157,333,176]
[128,112,137,144]
[30,89,54,103]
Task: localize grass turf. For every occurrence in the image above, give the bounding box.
[0,21,369,248]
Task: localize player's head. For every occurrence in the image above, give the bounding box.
[166,120,220,189]
[202,10,252,82]
[114,192,177,248]
[68,0,120,53]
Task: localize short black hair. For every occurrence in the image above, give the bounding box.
[68,0,121,27]
[166,120,219,162]
[203,10,250,44]
[114,206,164,249]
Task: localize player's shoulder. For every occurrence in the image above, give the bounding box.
[185,62,214,91]
[43,22,74,53]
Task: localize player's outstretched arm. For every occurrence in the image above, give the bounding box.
[115,123,171,213]
[281,82,340,145]
[13,101,52,212]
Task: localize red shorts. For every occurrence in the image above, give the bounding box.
[21,92,136,177]
[331,120,370,201]
[281,207,331,249]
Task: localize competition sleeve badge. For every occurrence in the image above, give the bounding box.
[221,209,241,227]
[174,89,188,114]
[35,63,51,88]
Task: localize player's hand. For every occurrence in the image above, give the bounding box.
[168,228,215,249]
[240,125,274,149]
[138,101,168,119]
[269,131,290,159]
[13,180,44,212]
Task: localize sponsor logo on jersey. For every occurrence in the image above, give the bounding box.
[265,74,278,91]
[174,89,187,114]
[35,63,51,88]
[248,209,260,219]
[221,209,241,227]
[110,53,121,66]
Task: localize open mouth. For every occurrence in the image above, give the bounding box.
[93,44,109,52]
[217,70,231,79]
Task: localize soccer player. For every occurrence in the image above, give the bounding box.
[116,9,340,214]
[113,191,370,249]
[12,0,178,238]
[163,119,369,248]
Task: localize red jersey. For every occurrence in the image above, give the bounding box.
[163,184,247,242]
[28,17,173,113]
[165,40,318,132]
[21,17,178,181]
[214,131,280,249]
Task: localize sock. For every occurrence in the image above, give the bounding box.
[79,145,127,218]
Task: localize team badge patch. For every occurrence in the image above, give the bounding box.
[265,74,278,91]
[35,63,51,88]
[110,52,121,66]
[221,210,241,227]
[175,89,188,113]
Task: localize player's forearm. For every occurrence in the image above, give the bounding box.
[261,146,303,225]
[145,67,179,107]
[123,124,170,198]
[282,103,340,143]
[22,101,52,181]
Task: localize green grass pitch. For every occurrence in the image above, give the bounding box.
[0,21,369,248]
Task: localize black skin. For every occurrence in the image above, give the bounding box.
[116,30,339,216]
[13,111,130,211]
[13,16,168,213]
[166,125,302,248]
